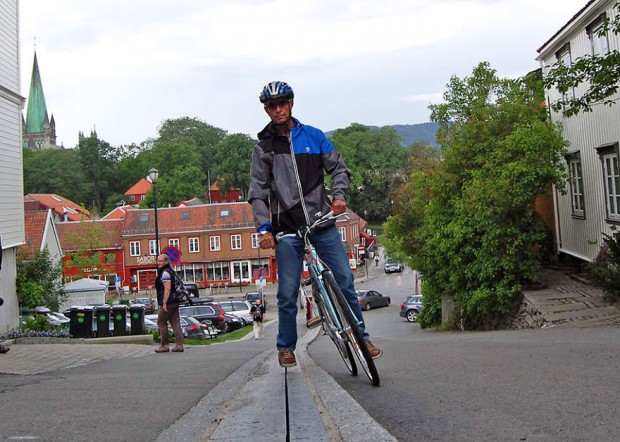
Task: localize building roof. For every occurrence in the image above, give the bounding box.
[537,0,597,53]
[101,205,136,220]
[122,202,255,236]
[177,197,205,207]
[125,178,152,196]
[21,210,49,259]
[25,51,50,134]
[24,194,90,221]
[57,219,124,251]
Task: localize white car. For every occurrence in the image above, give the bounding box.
[217,300,254,325]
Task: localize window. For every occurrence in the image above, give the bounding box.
[130,195,135,202]
[597,144,620,221]
[339,227,347,242]
[149,240,159,255]
[210,236,221,251]
[207,261,230,280]
[181,211,191,220]
[189,237,200,253]
[130,241,140,256]
[251,233,259,249]
[174,263,204,283]
[169,238,180,248]
[587,14,609,56]
[568,154,585,217]
[555,44,575,100]
[231,234,242,250]
[105,253,116,264]
[139,213,149,222]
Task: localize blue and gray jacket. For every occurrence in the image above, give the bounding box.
[248,117,351,235]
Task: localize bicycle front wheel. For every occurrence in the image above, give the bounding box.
[322,271,380,386]
[314,288,357,376]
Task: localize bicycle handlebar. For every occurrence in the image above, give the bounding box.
[275,211,344,242]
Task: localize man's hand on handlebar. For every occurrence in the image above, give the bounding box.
[259,232,275,249]
[332,199,347,215]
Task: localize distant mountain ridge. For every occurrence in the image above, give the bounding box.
[327,122,439,147]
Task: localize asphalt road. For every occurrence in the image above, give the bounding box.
[308,269,620,442]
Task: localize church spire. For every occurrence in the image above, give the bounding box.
[23,51,56,149]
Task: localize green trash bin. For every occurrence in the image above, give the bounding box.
[112,305,128,336]
[129,304,145,335]
[95,305,111,338]
[69,306,95,338]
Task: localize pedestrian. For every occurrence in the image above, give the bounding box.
[250,299,265,340]
[375,254,380,267]
[154,254,184,353]
[248,81,382,368]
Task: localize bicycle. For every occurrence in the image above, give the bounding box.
[276,211,380,386]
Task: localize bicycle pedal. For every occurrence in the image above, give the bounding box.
[306,317,322,329]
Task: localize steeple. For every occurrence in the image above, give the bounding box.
[23,51,57,150]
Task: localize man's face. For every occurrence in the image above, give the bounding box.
[264,98,293,126]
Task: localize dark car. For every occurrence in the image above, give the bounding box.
[356,290,391,311]
[133,297,156,314]
[180,316,207,339]
[384,260,404,273]
[178,304,243,333]
[400,295,424,322]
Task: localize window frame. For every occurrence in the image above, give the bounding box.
[130,241,141,257]
[188,237,200,253]
[567,152,586,218]
[596,143,620,223]
[210,235,221,251]
[231,234,242,250]
[587,13,609,56]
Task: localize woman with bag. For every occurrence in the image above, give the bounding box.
[250,299,265,340]
[155,254,184,353]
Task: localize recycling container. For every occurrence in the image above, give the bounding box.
[69,306,95,338]
[112,305,128,336]
[129,304,145,335]
[95,305,111,338]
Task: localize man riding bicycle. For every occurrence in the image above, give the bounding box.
[248,81,382,368]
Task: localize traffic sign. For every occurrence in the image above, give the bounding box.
[162,246,182,265]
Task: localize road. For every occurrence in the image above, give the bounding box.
[308,268,620,441]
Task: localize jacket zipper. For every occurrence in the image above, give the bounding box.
[288,132,310,225]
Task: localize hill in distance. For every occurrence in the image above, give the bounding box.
[327,122,439,147]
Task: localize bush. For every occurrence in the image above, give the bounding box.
[587,228,620,301]
[21,315,52,332]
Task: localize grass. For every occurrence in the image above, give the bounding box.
[185,324,254,346]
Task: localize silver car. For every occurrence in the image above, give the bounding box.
[399,295,423,322]
[217,300,253,325]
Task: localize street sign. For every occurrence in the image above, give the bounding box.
[162,246,182,265]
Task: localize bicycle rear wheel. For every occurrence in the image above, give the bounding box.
[322,271,380,386]
[314,287,357,376]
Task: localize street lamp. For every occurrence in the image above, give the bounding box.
[148,168,160,255]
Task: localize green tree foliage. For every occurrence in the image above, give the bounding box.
[64,222,113,277]
[16,247,65,310]
[210,133,255,199]
[330,124,409,221]
[23,148,90,204]
[143,165,207,208]
[385,62,568,329]
[76,133,120,212]
[544,2,620,116]
[587,227,620,301]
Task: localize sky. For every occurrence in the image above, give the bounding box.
[19,0,588,148]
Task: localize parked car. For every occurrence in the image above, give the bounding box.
[384,260,404,273]
[26,306,70,328]
[217,300,253,325]
[400,295,424,322]
[132,297,156,313]
[179,316,207,339]
[245,292,268,311]
[178,304,243,333]
[356,290,391,311]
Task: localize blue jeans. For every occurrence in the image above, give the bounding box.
[275,224,369,351]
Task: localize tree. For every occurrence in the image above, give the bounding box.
[385,62,568,329]
[16,248,65,310]
[210,133,255,199]
[330,124,409,221]
[64,222,113,278]
[143,165,207,207]
[76,133,120,212]
[544,2,620,116]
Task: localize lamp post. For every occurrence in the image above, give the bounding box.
[148,168,160,255]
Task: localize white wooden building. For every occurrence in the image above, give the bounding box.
[0,0,25,333]
[537,0,620,262]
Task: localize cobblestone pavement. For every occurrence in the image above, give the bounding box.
[519,268,620,328]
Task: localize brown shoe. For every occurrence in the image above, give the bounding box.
[365,340,382,359]
[278,349,297,368]
[154,345,170,353]
[171,346,184,352]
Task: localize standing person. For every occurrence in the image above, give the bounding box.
[374,254,380,267]
[248,81,382,368]
[250,299,265,340]
[154,254,184,353]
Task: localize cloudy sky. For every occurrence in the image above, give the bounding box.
[19,0,587,147]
